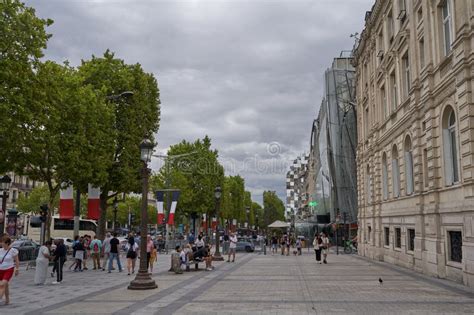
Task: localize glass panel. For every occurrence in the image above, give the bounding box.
[384,227,390,246]
[408,229,415,251]
[395,228,401,248]
[450,130,459,182]
[449,231,462,263]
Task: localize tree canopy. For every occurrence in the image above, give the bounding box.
[0,0,52,173]
[151,136,224,220]
[78,50,161,239]
[263,191,285,227]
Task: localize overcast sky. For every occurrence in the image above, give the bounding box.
[27,0,373,204]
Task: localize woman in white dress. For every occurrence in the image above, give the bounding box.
[34,241,52,285]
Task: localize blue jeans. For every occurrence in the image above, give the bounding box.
[108,252,122,272]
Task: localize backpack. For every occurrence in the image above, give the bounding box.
[93,242,99,253]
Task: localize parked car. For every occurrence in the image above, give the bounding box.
[236,240,255,252]
[11,240,40,261]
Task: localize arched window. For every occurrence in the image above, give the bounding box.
[405,136,414,195]
[382,153,389,200]
[392,145,400,198]
[443,106,459,185]
[366,164,372,204]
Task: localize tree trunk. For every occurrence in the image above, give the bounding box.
[45,183,58,242]
[97,190,108,240]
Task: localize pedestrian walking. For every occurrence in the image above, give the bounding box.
[271,235,278,255]
[73,237,85,272]
[52,239,67,284]
[187,232,195,245]
[108,233,122,273]
[68,235,80,271]
[146,235,154,269]
[227,233,237,262]
[280,236,286,255]
[102,232,112,271]
[89,235,102,270]
[126,235,138,275]
[82,235,91,270]
[286,236,291,256]
[0,236,20,305]
[149,244,157,273]
[204,245,213,271]
[322,232,330,264]
[34,240,52,285]
[223,232,230,255]
[313,234,322,264]
[296,238,302,256]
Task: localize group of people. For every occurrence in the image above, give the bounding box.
[125,234,157,275]
[270,234,303,256]
[313,232,330,264]
[269,232,331,264]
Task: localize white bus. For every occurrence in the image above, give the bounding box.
[28,216,97,242]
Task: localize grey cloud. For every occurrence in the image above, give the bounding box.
[27,0,373,202]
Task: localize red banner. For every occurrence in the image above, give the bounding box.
[59,186,74,219]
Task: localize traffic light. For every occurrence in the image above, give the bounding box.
[39,204,49,222]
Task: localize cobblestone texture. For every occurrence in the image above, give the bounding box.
[2,249,473,314]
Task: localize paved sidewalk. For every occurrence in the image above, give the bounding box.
[2,250,474,314]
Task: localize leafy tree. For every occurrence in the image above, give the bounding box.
[252,202,263,229]
[220,175,245,224]
[105,195,156,227]
[17,185,58,214]
[0,0,53,173]
[263,191,285,227]
[150,136,224,225]
[6,61,115,239]
[78,51,161,239]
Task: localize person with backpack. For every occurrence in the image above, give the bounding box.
[73,237,85,272]
[313,234,323,264]
[89,235,102,270]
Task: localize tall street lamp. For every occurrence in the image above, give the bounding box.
[246,206,250,233]
[213,186,223,261]
[128,139,157,290]
[113,197,118,232]
[0,175,12,236]
[256,213,259,233]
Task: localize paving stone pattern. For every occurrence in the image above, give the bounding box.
[2,250,474,314]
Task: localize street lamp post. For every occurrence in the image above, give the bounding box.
[113,197,118,232]
[256,214,259,234]
[128,139,157,290]
[0,175,12,236]
[246,206,250,234]
[213,186,223,261]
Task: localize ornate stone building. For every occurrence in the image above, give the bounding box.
[354,0,474,287]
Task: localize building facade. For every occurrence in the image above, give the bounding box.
[354,0,474,287]
[286,154,309,220]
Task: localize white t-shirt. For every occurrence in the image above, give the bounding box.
[0,247,19,270]
[195,239,205,248]
[229,236,238,249]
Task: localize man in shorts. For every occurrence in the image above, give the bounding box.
[227,233,237,262]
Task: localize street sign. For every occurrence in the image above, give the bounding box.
[309,201,318,207]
